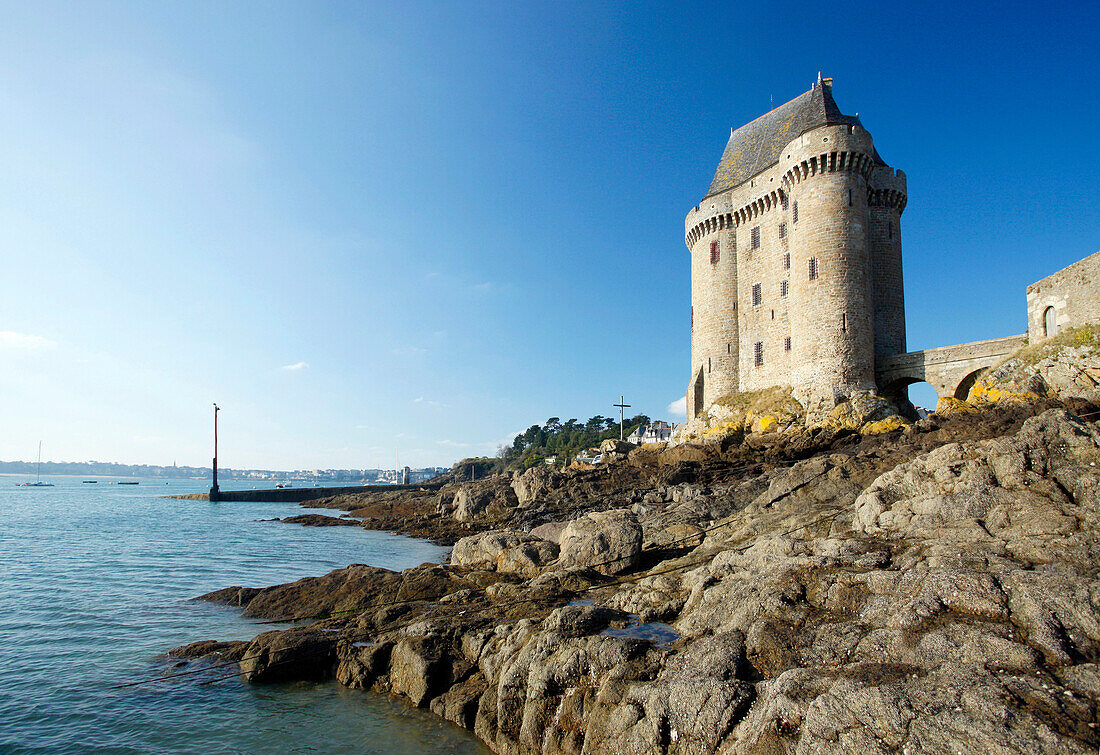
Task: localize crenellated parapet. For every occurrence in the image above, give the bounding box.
[867,166,907,214]
[685,187,790,248]
[780,150,875,188]
[686,212,736,249]
[867,187,907,212]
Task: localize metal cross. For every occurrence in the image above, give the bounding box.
[613,395,631,440]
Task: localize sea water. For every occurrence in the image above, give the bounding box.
[0,475,489,754]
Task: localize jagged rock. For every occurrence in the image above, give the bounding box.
[599,439,636,455]
[600,632,755,753]
[390,634,451,707]
[558,508,642,575]
[280,514,359,526]
[980,331,1100,403]
[511,466,562,505]
[541,604,623,638]
[240,627,337,683]
[529,520,567,544]
[823,392,898,431]
[167,639,249,661]
[453,479,520,522]
[449,530,558,577]
[657,443,713,466]
[626,443,665,468]
[430,670,487,729]
[194,585,261,607]
[335,639,393,690]
[185,397,1100,754]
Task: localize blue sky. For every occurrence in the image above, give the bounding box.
[1,0,1097,469]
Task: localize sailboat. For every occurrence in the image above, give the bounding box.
[19,441,54,487]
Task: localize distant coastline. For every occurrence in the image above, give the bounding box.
[0,461,447,485]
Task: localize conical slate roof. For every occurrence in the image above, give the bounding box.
[704,78,871,198]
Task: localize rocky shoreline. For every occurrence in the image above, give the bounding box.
[168,345,1100,753]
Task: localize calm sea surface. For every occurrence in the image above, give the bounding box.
[0,475,489,754]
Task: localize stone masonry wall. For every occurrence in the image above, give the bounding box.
[868,164,907,364]
[687,200,739,415]
[1026,250,1100,341]
[782,124,877,407]
[733,162,792,392]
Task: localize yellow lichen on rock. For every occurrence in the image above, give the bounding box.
[966,379,1039,406]
[751,414,778,433]
[821,392,898,431]
[860,415,909,435]
[935,397,978,416]
[703,420,743,439]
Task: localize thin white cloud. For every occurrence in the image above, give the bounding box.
[354,424,369,430]
[471,281,493,292]
[280,361,309,371]
[412,396,449,408]
[393,346,428,357]
[667,396,687,418]
[0,331,57,350]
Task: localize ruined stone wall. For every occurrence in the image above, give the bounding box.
[1026,250,1100,341]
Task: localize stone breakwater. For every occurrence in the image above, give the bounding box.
[171,398,1100,753]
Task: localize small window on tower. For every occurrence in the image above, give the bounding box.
[752,283,762,306]
[784,336,791,352]
[710,241,719,264]
[848,189,853,206]
[780,193,789,210]
[779,222,787,240]
[784,252,791,270]
[888,223,893,239]
[754,341,764,367]
[809,257,819,280]
[780,280,788,297]
[792,201,799,223]
[751,226,760,249]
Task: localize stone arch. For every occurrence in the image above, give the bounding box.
[881,376,939,414]
[954,368,989,401]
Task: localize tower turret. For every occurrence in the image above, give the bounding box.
[779,118,878,409]
[868,166,908,362]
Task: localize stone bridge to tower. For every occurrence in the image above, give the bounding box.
[875,334,1027,403]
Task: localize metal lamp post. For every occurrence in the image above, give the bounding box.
[210,403,220,501]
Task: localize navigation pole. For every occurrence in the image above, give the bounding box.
[210,403,220,501]
[613,395,631,441]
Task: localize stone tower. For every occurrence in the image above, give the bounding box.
[685,76,907,419]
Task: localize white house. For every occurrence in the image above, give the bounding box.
[626,421,674,445]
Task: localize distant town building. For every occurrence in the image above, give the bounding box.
[626,421,674,444]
